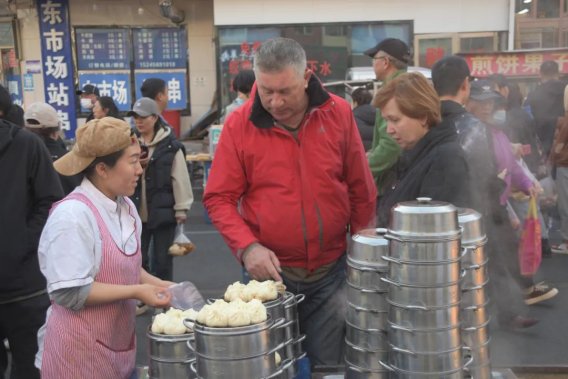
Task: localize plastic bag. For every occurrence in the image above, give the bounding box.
[168,223,195,256]
[168,281,206,311]
[518,196,542,276]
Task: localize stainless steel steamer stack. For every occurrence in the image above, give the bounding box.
[380,198,469,379]
[345,228,390,379]
[147,329,196,378]
[185,315,294,379]
[458,208,492,379]
[265,292,307,377]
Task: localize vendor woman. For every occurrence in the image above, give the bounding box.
[35,117,173,379]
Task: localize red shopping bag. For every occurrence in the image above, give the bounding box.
[518,196,542,276]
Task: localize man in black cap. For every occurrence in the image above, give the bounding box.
[364,38,410,197]
[76,84,100,122]
[432,56,542,329]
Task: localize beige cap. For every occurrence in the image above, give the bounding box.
[54,117,136,176]
[24,102,60,128]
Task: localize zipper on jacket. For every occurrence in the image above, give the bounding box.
[314,202,324,252]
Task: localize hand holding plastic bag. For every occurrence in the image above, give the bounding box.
[168,281,206,311]
[168,223,195,256]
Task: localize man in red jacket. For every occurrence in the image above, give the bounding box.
[203,38,377,365]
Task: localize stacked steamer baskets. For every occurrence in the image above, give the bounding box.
[458,209,492,379]
[345,228,390,379]
[264,292,307,377]
[147,328,196,378]
[380,198,471,379]
[185,314,294,379]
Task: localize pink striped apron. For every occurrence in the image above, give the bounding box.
[41,193,141,379]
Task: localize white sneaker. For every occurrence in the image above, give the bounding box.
[551,243,568,254]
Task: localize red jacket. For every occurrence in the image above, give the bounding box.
[203,77,377,271]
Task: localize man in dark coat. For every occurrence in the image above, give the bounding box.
[526,60,565,157]
[0,85,63,378]
[351,87,376,151]
[432,56,539,329]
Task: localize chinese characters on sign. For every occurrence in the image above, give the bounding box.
[78,73,132,112]
[37,0,77,137]
[463,50,568,77]
[134,72,187,110]
[76,28,130,70]
[133,28,186,69]
[220,41,345,93]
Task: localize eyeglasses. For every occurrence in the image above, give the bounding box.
[372,56,388,62]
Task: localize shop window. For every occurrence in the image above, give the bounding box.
[0,23,14,46]
[515,0,533,14]
[520,30,544,48]
[217,22,411,107]
[324,25,346,37]
[542,28,559,46]
[537,0,560,18]
[418,38,452,68]
[460,36,495,53]
[292,26,313,35]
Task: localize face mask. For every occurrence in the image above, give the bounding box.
[492,109,507,126]
[80,98,94,109]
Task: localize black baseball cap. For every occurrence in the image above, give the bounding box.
[469,80,503,102]
[76,84,100,97]
[364,38,411,65]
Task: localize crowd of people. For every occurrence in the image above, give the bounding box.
[1,34,567,378]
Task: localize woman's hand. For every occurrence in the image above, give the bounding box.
[135,284,172,308]
[160,280,176,288]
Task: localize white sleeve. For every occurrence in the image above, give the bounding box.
[38,200,102,293]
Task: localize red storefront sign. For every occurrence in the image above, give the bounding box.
[461,50,568,77]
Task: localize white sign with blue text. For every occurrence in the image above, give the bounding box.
[78,72,132,112]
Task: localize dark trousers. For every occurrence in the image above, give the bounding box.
[0,293,50,379]
[485,214,531,324]
[281,254,347,366]
[141,223,176,281]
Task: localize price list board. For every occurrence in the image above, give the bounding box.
[76,28,130,70]
[133,28,186,69]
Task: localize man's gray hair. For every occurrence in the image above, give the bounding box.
[385,52,408,70]
[254,38,306,77]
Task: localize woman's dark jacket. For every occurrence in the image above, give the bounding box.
[378,121,472,227]
[131,132,185,230]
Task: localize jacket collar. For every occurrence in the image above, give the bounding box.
[441,100,467,119]
[249,74,331,129]
[399,121,458,173]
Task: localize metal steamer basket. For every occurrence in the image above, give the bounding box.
[384,198,470,377]
[147,329,196,379]
[185,316,294,379]
[281,291,306,366]
[345,228,390,377]
[458,208,492,379]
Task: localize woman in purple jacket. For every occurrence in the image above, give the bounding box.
[468,80,558,308]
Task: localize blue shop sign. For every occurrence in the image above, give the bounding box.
[78,72,132,112]
[37,0,77,138]
[133,28,186,70]
[76,28,130,71]
[134,72,187,110]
